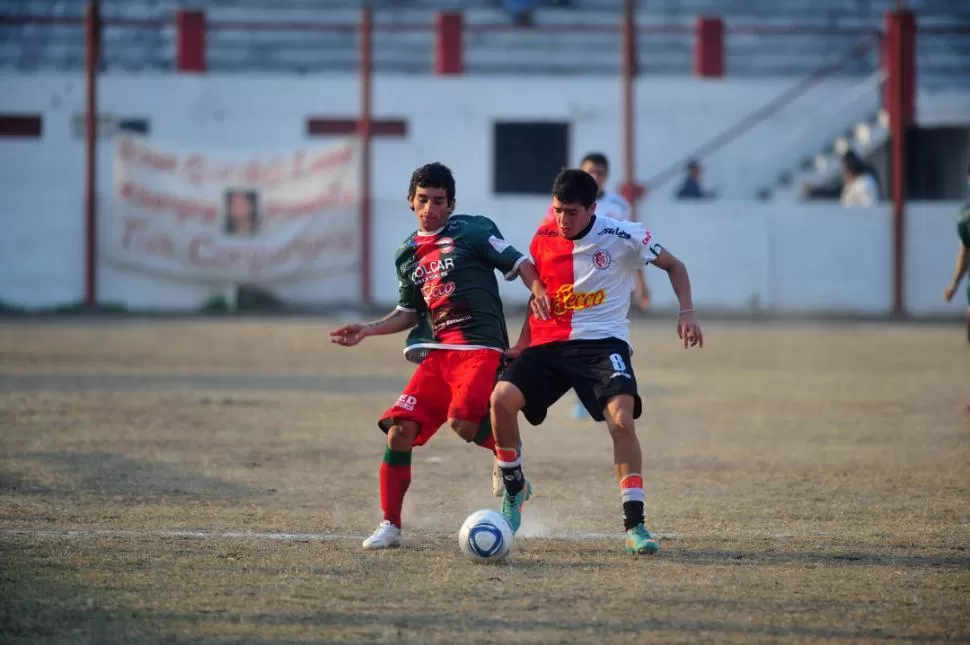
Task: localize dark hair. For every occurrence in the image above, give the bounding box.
[842,151,865,177]
[580,152,609,172]
[408,162,456,203]
[552,168,599,208]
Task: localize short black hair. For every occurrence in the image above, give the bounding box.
[408,162,456,203]
[552,168,599,208]
[842,151,865,177]
[580,152,609,172]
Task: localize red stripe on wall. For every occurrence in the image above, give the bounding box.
[306,118,407,137]
[0,114,42,138]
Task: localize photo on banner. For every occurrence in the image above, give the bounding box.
[104,135,363,308]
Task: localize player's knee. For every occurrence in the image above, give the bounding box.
[448,419,477,442]
[490,382,525,416]
[605,408,636,438]
[387,422,418,451]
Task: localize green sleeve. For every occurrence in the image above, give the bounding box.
[395,250,422,312]
[958,204,970,248]
[472,217,526,280]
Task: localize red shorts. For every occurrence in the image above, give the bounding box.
[379,348,502,447]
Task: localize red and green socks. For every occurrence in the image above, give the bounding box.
[379,447,411,528]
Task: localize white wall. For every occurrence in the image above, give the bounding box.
[1,73,967,317]
[3,186,966,317]
[0,73,881,206]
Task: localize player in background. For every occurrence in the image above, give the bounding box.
[491,169,703,555]
[942,165,970,345]
[330,162,551,550]
[565,152,651,420]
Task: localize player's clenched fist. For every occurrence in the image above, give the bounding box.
[676,311,703,349]
[530,284,551,321]
[329,323,369,347]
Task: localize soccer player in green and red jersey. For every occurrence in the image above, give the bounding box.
[330,162,550,549]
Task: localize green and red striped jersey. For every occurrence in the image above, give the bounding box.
[397,214,526,360]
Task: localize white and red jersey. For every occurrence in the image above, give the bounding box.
[529,214,662,348]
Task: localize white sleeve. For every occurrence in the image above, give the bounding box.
[619,220,663,265]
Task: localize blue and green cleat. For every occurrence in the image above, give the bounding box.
[625,523,660,555]
[501,479,532,534]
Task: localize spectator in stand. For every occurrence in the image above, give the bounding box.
[802,151,881,204]
[504,0,537,25]
[840,151,880,207]
[675,159,717,200]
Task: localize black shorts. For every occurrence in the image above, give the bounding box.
[499,337,642,425]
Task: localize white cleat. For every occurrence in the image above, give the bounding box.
[492,457,503,497]
[362,520,403,550]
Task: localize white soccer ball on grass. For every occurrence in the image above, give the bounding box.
[458,509,513,562]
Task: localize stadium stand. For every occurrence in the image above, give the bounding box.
[1,0,967,84]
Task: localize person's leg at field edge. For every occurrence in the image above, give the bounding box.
[602,393,659,555]
[490,381,532,533]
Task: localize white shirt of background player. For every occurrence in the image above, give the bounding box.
[580,157,649,309]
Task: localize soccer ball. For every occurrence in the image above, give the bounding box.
[459,509,513,562]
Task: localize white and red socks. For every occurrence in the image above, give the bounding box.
[496,447,525,497]
[620,473,645,530]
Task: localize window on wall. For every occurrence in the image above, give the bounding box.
[493,121,569,195]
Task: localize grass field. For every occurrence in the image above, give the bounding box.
[1,317,968,644]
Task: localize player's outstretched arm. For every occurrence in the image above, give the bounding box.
[517,260,551,320]
[329,309,419,347]
[650,249,703,349]
[943,244,968,302]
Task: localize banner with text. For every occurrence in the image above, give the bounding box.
[104,135,361,299]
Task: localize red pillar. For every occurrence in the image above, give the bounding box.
[435,12,463,75]
[176,9,206,73]
[620,0,639,220]
[885,10,916,317]
[84,1,100,309]
[694,16,724,78]
[359,8,374,306]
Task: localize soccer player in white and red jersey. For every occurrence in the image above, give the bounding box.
[490,168,703,555]
[565,152,651,421]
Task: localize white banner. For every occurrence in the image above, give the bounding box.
[104,135,361,294]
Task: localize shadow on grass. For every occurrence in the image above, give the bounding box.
[662,548,970,570]
[145,608,953,643]
[6,451,265,499]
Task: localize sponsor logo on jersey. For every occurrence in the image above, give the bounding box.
[396,394,418,411]
[411,257,455,282]
[551,284,607,316]
[436,237,455,254]
[421,280,455,301]
[488,235,511,254]
[592,250,612,270]
[599,227,631,240]
[641,231,652,246]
